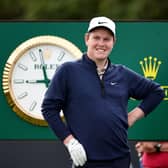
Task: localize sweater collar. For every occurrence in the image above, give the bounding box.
[82,53,111,70]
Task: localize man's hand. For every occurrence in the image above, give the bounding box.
[65,137,87,166]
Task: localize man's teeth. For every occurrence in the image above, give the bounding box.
[97,49,105,52]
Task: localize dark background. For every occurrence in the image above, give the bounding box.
[0,140,139,168]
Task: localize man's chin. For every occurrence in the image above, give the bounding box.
[96,54,108,60]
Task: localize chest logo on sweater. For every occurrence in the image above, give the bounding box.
[139,56,167,100]
[110,82,117,86]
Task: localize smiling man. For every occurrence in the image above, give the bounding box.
[41,16,165,168]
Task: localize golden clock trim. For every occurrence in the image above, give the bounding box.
[2,35,82,126]
[6,35,82,64]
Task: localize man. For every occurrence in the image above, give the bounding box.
[41,16,165,168]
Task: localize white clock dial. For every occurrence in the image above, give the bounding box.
[2,36,82,126]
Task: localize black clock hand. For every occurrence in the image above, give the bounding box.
[39,49,50,87]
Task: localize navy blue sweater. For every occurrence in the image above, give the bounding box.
[41,54,164,160]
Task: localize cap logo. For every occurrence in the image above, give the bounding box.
[98,21,107,24]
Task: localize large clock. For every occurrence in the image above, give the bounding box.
[2,35,82,126]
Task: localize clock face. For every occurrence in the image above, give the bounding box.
[2,36,82,126]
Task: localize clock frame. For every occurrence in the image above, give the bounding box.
[2,35,82,126]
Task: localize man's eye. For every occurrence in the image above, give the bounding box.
[94,36,100,40]
[104,38,110,41]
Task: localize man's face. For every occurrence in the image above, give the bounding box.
[85,27,115,62]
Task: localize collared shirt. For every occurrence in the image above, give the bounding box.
[97,60,108,80]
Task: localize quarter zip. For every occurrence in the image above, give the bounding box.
[82,54,110,97]
[100,78,105,97]
[97,64,109,97]
[95,67,106,97]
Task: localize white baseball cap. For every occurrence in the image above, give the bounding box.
[87,16,116,36]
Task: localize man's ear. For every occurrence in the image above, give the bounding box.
[84,33,89,46]
[113,36,116,44]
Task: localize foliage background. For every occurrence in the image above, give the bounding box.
[0,0,168,20]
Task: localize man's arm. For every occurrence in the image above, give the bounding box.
[128,107,144,127]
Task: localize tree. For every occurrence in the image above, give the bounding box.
[0,0,167,20]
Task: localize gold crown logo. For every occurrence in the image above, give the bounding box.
[139,56,161,80]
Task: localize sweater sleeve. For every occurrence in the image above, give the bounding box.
[41,64,71,141]
[125,66,165,116]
